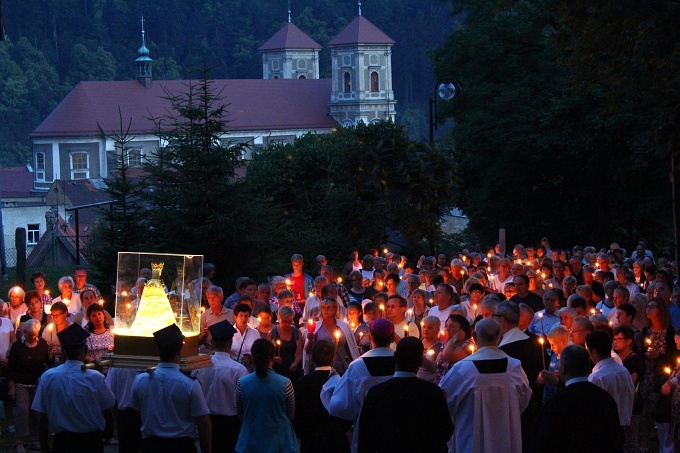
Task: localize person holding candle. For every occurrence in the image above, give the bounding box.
[409,288,430,330]
[19,290,49,337]
[30,272,52,310]
[256,306,274,339]
[268,306,303,381]
[7,286,27,328]
[536,324,569,402]
[41,301,71,366]
[305,298,359,376]
[284,254,315,306]
[528,289,560,337]
[196,285,236,353]
[51,276,81,315]
[639,297,677,451]
[385,294,419,346]
[302,276,330,323]
[436,314,473,383]
[235,339,296,453]
[419,315,443,383]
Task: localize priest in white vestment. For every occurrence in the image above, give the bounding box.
[440,318,531,453]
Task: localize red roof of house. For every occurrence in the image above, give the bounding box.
[327,16,395,46]
[0,166,36,198]
[32,79,337,138]
[259,22,322,51]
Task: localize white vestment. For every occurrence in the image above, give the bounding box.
[440,346,531,453]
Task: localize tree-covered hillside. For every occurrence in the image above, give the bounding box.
[0,0,457,166]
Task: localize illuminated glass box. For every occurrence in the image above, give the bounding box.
[114,251,204,358]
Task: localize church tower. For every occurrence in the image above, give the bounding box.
[136,17,153,88]
[258,8,322,80]
[327,11,396,126]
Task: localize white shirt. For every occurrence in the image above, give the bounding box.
[0,318,12,358]
[32,360,115,433]
[588,357,635,426]
[230,326,259,362]
[105,367,141,410]
[429,305,454,326]
[193,352,247,416]
[132,362,209,438]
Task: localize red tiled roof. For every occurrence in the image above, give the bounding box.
[32,79,337,138]
[259,22,322,51]
[327,16,395,46]
[0,166,35,198]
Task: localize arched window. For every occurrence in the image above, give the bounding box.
[273,76,279,79]
[344,72,351,93]
[371,72,379,92]
[298,75,306,79]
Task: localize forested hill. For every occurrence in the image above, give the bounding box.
[0,0,457,166]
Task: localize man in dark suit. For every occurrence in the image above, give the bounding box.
[357,337,453,453]
[535,345,622,452]
[293,340,350,453]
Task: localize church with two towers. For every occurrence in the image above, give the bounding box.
[30,10,397,191]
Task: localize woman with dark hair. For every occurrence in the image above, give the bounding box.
[85,304,114,363]
[31,272,52,310]
[235,339,297,453]
[639,297,677,451]
[40,301,71,365]
[436,314,474,383]
[19,290,49,336]
[256,306,274,339]
[267,306,303,381]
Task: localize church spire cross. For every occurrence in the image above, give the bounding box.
[288,0,291,22]
[358,1,362,16]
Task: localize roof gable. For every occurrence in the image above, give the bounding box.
[0,167,36,198]
[32,79,337,138]
[259,22,322,51]
[327,16,395,46]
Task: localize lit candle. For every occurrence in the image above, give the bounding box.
[590,308,596,315]
[538,311,545,334]
[44,290,50,296]
[538,337,546,369]
[276,339,281,357]
[48,323,54,332]
[665,366,672,376]
[379,303,385,316]
[404,324,409,338]
[468,344,476,354]
[44,304,52,315]
[487,267,491,272]
[336,277,343,284]
[487,253,492,259]
[359,332,364,341]
[420,320,425,327]
[460,270,465,276]
[307,319,316,334]
[440,329,446,341]
[334,330,341,347]
[540,273,546,279]
[285,279,291,289]
[309,291,314,298]
[15,317,20,331]
[548,283,553,288]
[98,299,104,306]
[407,309,413,321]
[383,248,388,254]
[427,349,435,357]
[350,321,356,329]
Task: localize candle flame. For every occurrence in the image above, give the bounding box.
[539,337,545,345]
[48,323,54,332]
[468,344,475,353]
[427,349,435,356]
[538,312,543,319]
[337,277,343,283]
[379,304,385,311]
[45,290,50,296]
[404,325,409,332]
[665,367,672,375]
[383,248,388,254]
[276,339,281,345]
[121,291,128,297]
[334,331,341,340]
[98,299,104,306]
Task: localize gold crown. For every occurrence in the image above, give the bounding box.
[151,262,164,271]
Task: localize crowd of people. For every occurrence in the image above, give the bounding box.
[0,238,678,452]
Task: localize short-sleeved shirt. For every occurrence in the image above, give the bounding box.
[32,360,115,433]
[132,362,209,438]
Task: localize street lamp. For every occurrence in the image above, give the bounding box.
[429,78,461,143]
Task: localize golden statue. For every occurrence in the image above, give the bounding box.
[129,262,178,336]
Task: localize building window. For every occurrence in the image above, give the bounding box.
[127,147,143,167]
[371,72,379,92]
[27,224,40,245]
[298,75,306,79]
[35,152,46,181]
[344,72,351,93]
[70,151,89,179]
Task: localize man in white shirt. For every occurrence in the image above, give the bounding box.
[429,284,456,326]
[586,331,635,427]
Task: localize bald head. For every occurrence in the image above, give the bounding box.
[475,318,502,347]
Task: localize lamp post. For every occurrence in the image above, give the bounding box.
[429,78,461,143]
